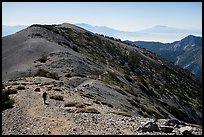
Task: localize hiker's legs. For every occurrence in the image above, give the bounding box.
[43,98,46,104]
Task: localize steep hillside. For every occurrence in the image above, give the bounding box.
[126,35,202,77]
[2,23,202,134]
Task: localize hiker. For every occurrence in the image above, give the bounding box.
[42,92,48,104]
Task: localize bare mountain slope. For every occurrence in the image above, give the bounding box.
[2,23,202,135]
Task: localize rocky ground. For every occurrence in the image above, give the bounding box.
[2,77,202,135]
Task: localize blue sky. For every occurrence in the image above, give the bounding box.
[2,2,202,32]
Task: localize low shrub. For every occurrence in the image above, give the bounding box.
[2,84,5,89]
[100,100,114,108]
[76,108,100,114]
[110,111,133,117]
[47,72,60,80]
[35,68,49,77]
[50,95,64,101]
[53,88,62,92]
[75,103,86,108]
[12,82,19,85]
[65,73,71,78]
[3,88,18,95]
[17,86,25,90]
[34,88,41,92]
[80,93,95,99]
[127,99,140,108]
[72,46,79,52]
[2,95,15,110]
[36,55,49,63]
[2,89,17,110]
[124,86,140,97]
[115,88,127,96]
[124,74,134,83]
[64,101,79,107]
[35,68,60,80]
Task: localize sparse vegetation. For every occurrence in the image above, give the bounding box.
[35,68,60,80]
[3,24,200,125]
[80,93,95,99]
[110,110,133,117]
[127,99,140,108]
[2,87,17,110]
[64,101,79,107]
[72,46,79,52]
[155,106,169,119]
[114,88,127,96]
[90,68,102,76]
[166,105,194,123]
[47,72,60,80]
[124,86,143,97]
[3,88,18,95]
[96,99,114,108]
[128,50,141,72]
[101,71,121,86]
[53,88,62,92]
[76,108,100,114]
[2,84,5,89]
[50,95,64,101]
[12,82,19,85]
[74,74,87,78]
[34,88,41,92]
[17,85,26,90]
[75,103,87,108]
[36,55,49,63]
[124,74,134,83]
[2,95,15,110]
[65,73,71,78]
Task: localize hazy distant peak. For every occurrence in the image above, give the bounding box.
[76,23,120,32]
[76,23,93,27]
[185,34,202,39]
[154,25,169,28]
[2,25,28,37]
[3,25,27,27]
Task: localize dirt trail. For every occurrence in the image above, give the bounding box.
[2,77,203,135]
[27,95,76,134]
[75,59,110,90]
[3,78,81,135]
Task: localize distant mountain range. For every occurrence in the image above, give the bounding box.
[3,23,201,43]
[76,23,201,43]
[2,25,27,36]
[126,35,202,78]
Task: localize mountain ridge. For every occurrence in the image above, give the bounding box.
[3,23,201,43]
[2,23,202,135]
[126,35,202,78]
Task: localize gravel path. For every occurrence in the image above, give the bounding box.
[2,77,202,135]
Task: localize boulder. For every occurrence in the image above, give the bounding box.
[179,126,192,135]
[138,121,160,132]
[165,119,181,126]
[182,130,192,135]
[160,126,174,133]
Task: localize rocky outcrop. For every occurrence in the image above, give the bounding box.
[138,120,160,132]
[137,118,201,135]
